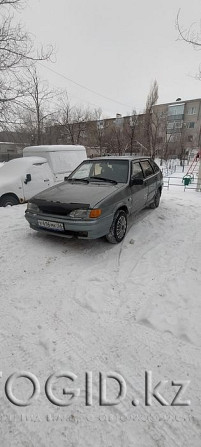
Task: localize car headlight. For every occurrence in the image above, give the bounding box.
[27,202,40,213]
[69,209,89,219]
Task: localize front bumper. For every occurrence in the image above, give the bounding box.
[25,211,113,240]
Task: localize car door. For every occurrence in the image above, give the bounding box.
[130,161,148,213]
[140,160,156,205]
[22,162,53,201]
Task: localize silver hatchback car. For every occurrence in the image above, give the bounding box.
[25,156,163,243]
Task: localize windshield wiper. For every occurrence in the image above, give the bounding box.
[67,178,89,183]
[90,176,117,184]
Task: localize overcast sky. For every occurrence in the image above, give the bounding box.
[18,0,201,117]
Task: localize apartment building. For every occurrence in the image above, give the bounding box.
[31,97,201,159]
[1,98,201,161]
[153,98,201,158]
[87,98,201,158]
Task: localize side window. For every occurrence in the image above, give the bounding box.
[30,163,52,181]
[149,159,160,173]
[131,162,144,179]
[140,160,154,177]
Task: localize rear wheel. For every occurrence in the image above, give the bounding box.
[0,194,19,207]
[106,209,127,244]
[150,189,161,209]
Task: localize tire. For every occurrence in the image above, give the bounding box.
[106,209,127,244]
[150,189,161,209]
[0,194,19,207]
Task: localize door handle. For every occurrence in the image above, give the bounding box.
[44,179,49,182]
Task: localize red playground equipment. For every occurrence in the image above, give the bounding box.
[185,150,201,177]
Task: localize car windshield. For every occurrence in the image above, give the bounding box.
[68,160,129,184]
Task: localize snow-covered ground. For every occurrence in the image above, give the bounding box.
[1,183,201,446]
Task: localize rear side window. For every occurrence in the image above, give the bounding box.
[140,160,154,177]
[132,162,144,179]
[149,159,160,173]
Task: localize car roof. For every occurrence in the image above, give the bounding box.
[88,156,152,161]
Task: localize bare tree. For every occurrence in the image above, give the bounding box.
[57,95,93,145]
[87,108,107,156]
[161,128,175,162]
[124,110,139,155]
[176,9,201,48]
[0,0,53,126]
[161,121,194,167]
[103,119,127,156]
[144,80,159,158]
[14,68,58,145]
[0,0,21,5]
[176,9,201,82]
[113,127,127,155]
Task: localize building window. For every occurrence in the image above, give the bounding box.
[169,133,181,142]
[115,115,123,127]
[129,116,138,127]
[175,121,182,128]
[97,120,104,129]
[159,111,167,117]
[186,122,195,129]
[187,135,193,142]
[167,121,182,131]
[167,122,174,130]
[187,107,197,115]
[168,103,184,116]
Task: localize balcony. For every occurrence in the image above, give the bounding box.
[167,114,184,122]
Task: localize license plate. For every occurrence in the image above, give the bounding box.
[38,219,64,232]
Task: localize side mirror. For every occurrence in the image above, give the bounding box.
[64,176,69,181]
[24,173,32,184]
[130,177,144,186]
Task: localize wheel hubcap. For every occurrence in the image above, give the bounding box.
[116,215,127,239]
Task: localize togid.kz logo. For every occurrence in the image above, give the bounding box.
[0,371,191,407]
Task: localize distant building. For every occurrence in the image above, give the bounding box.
[2,98,201,161]
[0,142,27,162]
[153,98,201,158]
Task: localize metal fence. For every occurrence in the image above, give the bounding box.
[160,163,188,177]
[163,176,201,191]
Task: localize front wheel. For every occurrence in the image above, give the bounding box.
[0,194,19,207]
[106,210,127,244]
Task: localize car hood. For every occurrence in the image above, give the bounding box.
[31,181,125,208]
